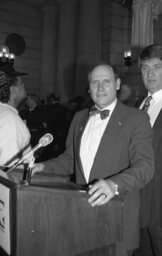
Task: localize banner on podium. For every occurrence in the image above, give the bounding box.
[0,183,11,255]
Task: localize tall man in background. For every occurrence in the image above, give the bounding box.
[138,44,162,256]
[0,63,31,167]
[33,62,155,256]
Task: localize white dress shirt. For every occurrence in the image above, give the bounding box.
[140,89,162,127]
[0,103,31,167]
[80,99,117,183]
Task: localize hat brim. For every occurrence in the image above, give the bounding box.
[0,63,28,77]
[9,71,28,77]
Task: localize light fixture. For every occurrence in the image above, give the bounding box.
[123,50,132,66]
[0,46,15,66]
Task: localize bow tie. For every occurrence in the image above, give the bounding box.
[89,106,110,120]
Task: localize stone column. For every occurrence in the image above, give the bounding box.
[75,0,101,96]
[131,0,153,57]
[40,5,58,100]
[56,0,79,103]
[128,0,162,103]
[132,0,162,54]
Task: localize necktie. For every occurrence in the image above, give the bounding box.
[89,106,110,120]
[142,96,152,112]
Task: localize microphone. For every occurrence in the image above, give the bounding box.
[7,133,53,173]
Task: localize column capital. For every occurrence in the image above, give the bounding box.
[133,0,162,20]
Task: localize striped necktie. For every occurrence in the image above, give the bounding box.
[142,96,152,112]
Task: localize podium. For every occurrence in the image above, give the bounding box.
[0,169,123,256]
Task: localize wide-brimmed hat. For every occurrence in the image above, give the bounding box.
[0,63,27,77]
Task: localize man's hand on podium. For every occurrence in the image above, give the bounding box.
[88,179,118,207]
[31,162,45,176]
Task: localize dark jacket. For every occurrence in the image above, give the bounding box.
[43,100,155,250]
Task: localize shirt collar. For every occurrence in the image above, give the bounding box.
[148,89,162,103]
[95,98,117,114]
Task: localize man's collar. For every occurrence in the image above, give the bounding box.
[148,89,162,103]
[95,98,117,112]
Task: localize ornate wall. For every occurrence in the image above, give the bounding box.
[1,0,162,104]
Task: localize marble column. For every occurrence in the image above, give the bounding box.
[56,0,79,103]
[131,0,153,57]
[40,5,58,100]
[132,0,162,54]
[75,0,101,96]
[128,0,162,103]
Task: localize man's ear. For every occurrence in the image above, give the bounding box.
[116,78,121,91]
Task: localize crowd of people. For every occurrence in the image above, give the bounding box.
[0,44,162,256]
[17,91,92,162]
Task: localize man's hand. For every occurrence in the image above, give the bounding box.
[31,163,45,176]
[88,179,117,207]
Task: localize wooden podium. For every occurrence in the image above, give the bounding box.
[0,169,123,256]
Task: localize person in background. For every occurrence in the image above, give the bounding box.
[27,93,40,111]
[136,44,162,256]
[19,93,40,124]
[117,84,132,105]
[44,92,68,159]
[66,95,85,128]
[18,93,47,162]
[0,63,31,167]
[19,93,47,146]
[32,62,154,256]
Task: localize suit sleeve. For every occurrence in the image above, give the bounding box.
[110,111,155,194]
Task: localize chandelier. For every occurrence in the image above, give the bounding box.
[123,50,132,66]
[0,46,15,66]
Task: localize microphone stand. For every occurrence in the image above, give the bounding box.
[6,133,53,183]
[22,155,35,185]
[22,163,32,185]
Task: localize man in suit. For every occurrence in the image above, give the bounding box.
[137,44,162,256]
[32,62,154,256]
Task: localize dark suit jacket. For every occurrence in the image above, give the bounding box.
[139,102,162,228]
[44,100,155,250]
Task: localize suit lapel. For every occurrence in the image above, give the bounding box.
[75,109,90,178]
[153,108,162,129]
[89,101,126,182]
